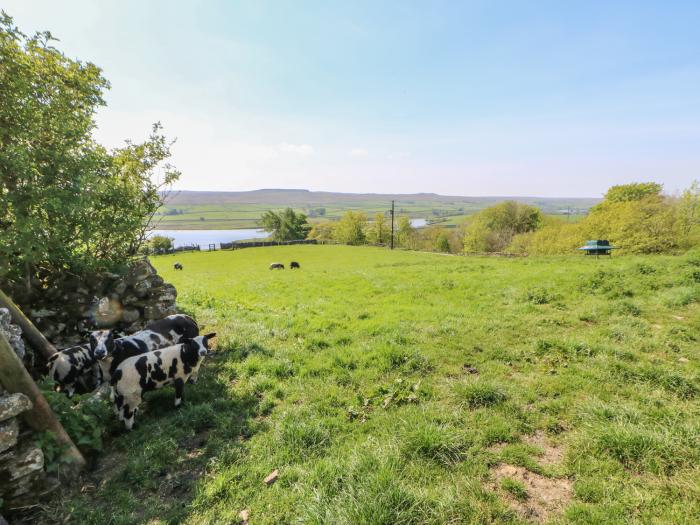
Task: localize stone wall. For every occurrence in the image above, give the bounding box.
[22,258,177,348]
[0,388,54,517]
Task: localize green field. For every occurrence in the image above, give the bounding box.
[155,189,597,229]
[45,246,700,524]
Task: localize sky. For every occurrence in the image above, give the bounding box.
[4,1,700,197]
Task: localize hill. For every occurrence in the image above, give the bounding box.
[47,246,700,524]
[155,189,599,230]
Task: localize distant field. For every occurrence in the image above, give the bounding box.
[50,246,700,524]
[155,189,598,229]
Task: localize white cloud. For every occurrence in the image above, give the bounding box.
[350,148,369,157]
[279,143,315,156]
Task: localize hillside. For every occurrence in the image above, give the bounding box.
[156,189,599,230]
[47,246,700,524]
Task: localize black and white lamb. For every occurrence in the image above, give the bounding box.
[111,333,216,430]
[47,344,99,397]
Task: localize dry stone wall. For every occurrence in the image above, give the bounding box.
[20,258,177,348]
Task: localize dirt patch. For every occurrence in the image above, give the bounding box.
[522,431,565,466]
[492,464,572,523]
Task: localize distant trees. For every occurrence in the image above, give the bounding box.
[366,213,389,244]
[463,201,542,253]
[396,217,417,249]
[259,208,311,241]
[0,14,179,291]
[140,235,174,254]
[333,211,368,245]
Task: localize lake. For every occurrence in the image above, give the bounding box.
[150,229,269,249]
[152,218,427,249]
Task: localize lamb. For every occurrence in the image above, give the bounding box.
[47,344,99,397]
[290,261,300,269]
[269,263,284,270]
[90,314,199,383]
[111,333,216,430]
[174,263,183,270]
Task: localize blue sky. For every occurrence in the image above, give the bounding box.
[5,1,700,197]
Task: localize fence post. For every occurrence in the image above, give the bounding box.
[0,332,86,472]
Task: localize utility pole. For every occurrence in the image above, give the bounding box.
[390,200,395,250]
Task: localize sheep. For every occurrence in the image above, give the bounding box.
[174,263,183,270]
[47,344,100,397]
[290,261,300,269]
[111,333,216,430]
[90,314,199,384]
[269,263,284,270]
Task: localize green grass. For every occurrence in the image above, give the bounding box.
[42,246,700,524]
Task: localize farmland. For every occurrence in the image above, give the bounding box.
[155,189,597,229]
[45,246,700,524]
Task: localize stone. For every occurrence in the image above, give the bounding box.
[144,303,177,320]
[112,279,128,296]
[0,418,19,454]
[149,284,177,302]
[0,394,32,423]
[0,443,44,487]
[133,279,151,298]
[264,469,279,485]
[239,509,250,524]
[121,308,140,324]
[0,512,8,525]
[127,259,156,285]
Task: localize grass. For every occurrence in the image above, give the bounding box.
[39,246,700,524]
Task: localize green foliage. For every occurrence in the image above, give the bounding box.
[464,200,543,253]
[307,220,336,241]
[601,182,663,204]
[366,212,389,244]
[454,381,508,408]
[396,216,416,248]
[333,211,367,245]
[259,208,311,241]
[0,14,179,287]
[142,234,174,254]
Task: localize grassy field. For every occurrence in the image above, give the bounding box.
[43,246,700,524]
[156,190,597,229]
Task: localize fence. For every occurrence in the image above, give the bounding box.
[220,239,320,250]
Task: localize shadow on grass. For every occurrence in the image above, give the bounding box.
[34,353,262,525]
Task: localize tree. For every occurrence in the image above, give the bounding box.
[0,14,179,291]
[463,201,542,253]
[334,211,367,245]
[396,217,417,249]
[602,182,663,204]
[259,208,310,241]
[145,235,174,254]
[366,213,389,244]
[307,221,336,241]
[435,232,451,253]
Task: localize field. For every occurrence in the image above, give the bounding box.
[155,189,597,229]
[45,246,700,524]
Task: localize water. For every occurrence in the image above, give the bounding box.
[410,218,427,227]
[150,229,269,249]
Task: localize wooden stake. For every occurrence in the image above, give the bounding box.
[0,331,85,472]
[0,288,57,359]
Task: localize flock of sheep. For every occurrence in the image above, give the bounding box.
[47,314,215,430]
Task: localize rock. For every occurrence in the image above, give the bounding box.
[239,509,250,524]
[0,512,8,525]
[112,279,128,296]
[0,418,19,454]
[144,303,177,320]
[0,443,44,485]
[678,357,689,363]
[463,364,479,374]
[264,469,279,485]
[127,260,156,285]
[121,308,141,324]
[133,279,151,298]
[0,394,32,423]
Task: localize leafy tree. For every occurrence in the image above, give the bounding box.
[366,213,389,244]
[396,217,417,249]
[435,232,451,253]
[145,235,174,254]
[334,211,367,245]
[602,182,663,204]
[259,208,310,241]
[463,201,542,253]
[307,221,336,241]
[0,13,179,291]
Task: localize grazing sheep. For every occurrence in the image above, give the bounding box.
[174,263,183,270]
[111,333,216,430]
[47,344,100,397]
[90,314,199,383]
[290,261,300,269]
[269,263,285,270]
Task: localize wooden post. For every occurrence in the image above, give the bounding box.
[0,288,57,359]
[0,331,85,471]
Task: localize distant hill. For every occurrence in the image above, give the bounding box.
[165,189,600,209]
[155,189,600,230]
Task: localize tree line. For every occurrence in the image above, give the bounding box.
[259,181,700,256]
